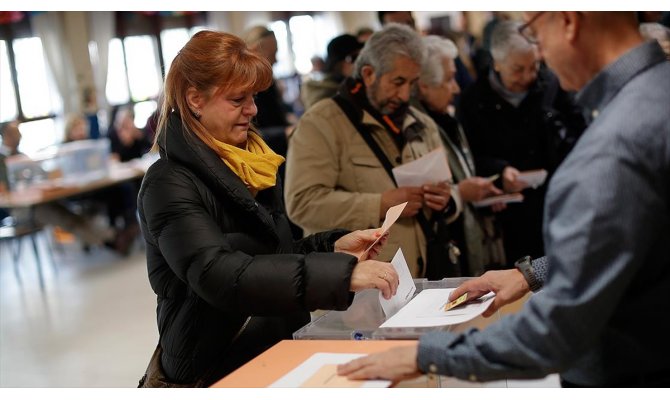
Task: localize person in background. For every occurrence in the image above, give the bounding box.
[109,107,151,162]
[0,121,116,250]
[243,25,301,239]
[378,11,474,96]
[64,114,89,143]
[82,87,101,140]
[356,27,374,43]
[339,11,670,387]
[457,20,586,262]
[415,36,506,276]
[137,30,398,387]
[285,24,456,278]
[243,26,293,143]
[301,34,363,110]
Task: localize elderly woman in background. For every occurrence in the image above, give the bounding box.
[137,30,398,388]
[456,20,585,262]
[415,36,505,276]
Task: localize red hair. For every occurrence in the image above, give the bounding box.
[154,30,273,152]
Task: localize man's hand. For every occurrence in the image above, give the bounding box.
[422,181,451,212]
[448,269,530,317]
[380,187,424,218]
[337,346,421,382]
[459,177,503,202]
[502,166,528,193]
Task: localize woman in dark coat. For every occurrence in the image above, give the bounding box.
[137,30,397,387]
[456,21,585,262]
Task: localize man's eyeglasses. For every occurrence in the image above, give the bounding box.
[518,11,546,44]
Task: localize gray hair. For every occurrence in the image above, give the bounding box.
[353,23,426,79]
[490,20,535,62]
[419,35,459,87]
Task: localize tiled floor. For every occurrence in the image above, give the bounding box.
[0,234,157,387]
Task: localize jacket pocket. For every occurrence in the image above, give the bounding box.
[350,156,382,168]
[349,156,389,193]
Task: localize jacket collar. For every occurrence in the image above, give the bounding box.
[157,112,279,235]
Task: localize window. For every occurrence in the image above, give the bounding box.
[1,14,63,156]
[100,12,207,130]
[0,40,18,122]
[269,13,338,78]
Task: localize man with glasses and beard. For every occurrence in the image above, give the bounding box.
[338,12,670,387]
[285,23,457,278]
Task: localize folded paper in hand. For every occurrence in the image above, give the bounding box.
[392,147,451,187]
[517,169,548,189]
[472,193,524,208]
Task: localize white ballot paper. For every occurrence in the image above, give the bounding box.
[472,193,524,208]
[379,288,495,328]
[359,201,407,259]
[392,147,451,187]
[379,248,416,318]
[269,353,391,388]
[517,169,548,189]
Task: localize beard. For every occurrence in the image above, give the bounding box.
[367,81,410,126]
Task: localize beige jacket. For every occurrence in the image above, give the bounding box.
[285,98,459,277]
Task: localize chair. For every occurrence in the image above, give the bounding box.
[0,218,55,291]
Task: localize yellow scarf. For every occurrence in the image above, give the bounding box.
[210,131,285,195]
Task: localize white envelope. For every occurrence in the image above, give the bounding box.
[517,169,548,189]
[392,147,451,187]
[379,248,416,318]
[472,193,524,208]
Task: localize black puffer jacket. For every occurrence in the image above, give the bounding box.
[138,112,357,386]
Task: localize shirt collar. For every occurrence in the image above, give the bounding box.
[576,41,667,123]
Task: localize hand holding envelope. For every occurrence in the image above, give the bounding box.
[392,147,452,187]
[335,202,407,261]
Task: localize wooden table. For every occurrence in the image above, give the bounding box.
[0,163,145,209]
[213,293,559,388]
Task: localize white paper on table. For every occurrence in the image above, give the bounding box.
[269,353,391,388]
[472,193,524,208]
[359,201,407,258]
[379,288,495,328]
[517,169,548,189]
[392,147,451,187]
[379,248,416,318]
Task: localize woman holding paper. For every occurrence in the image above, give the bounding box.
[456,21,585,261]
[136,30,398,388]
[416,36,507,275]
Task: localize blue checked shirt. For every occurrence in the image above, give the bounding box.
[417,41,670,386]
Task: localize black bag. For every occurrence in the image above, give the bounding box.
[420,213,462,280]
[138,344,205,388]
[333,95,461,280]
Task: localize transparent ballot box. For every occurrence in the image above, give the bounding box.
[6,139,111,191]
[293,277,473,340]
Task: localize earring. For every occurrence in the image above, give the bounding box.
[193,109,201,119]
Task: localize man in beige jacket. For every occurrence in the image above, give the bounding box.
[285,24,459,277]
